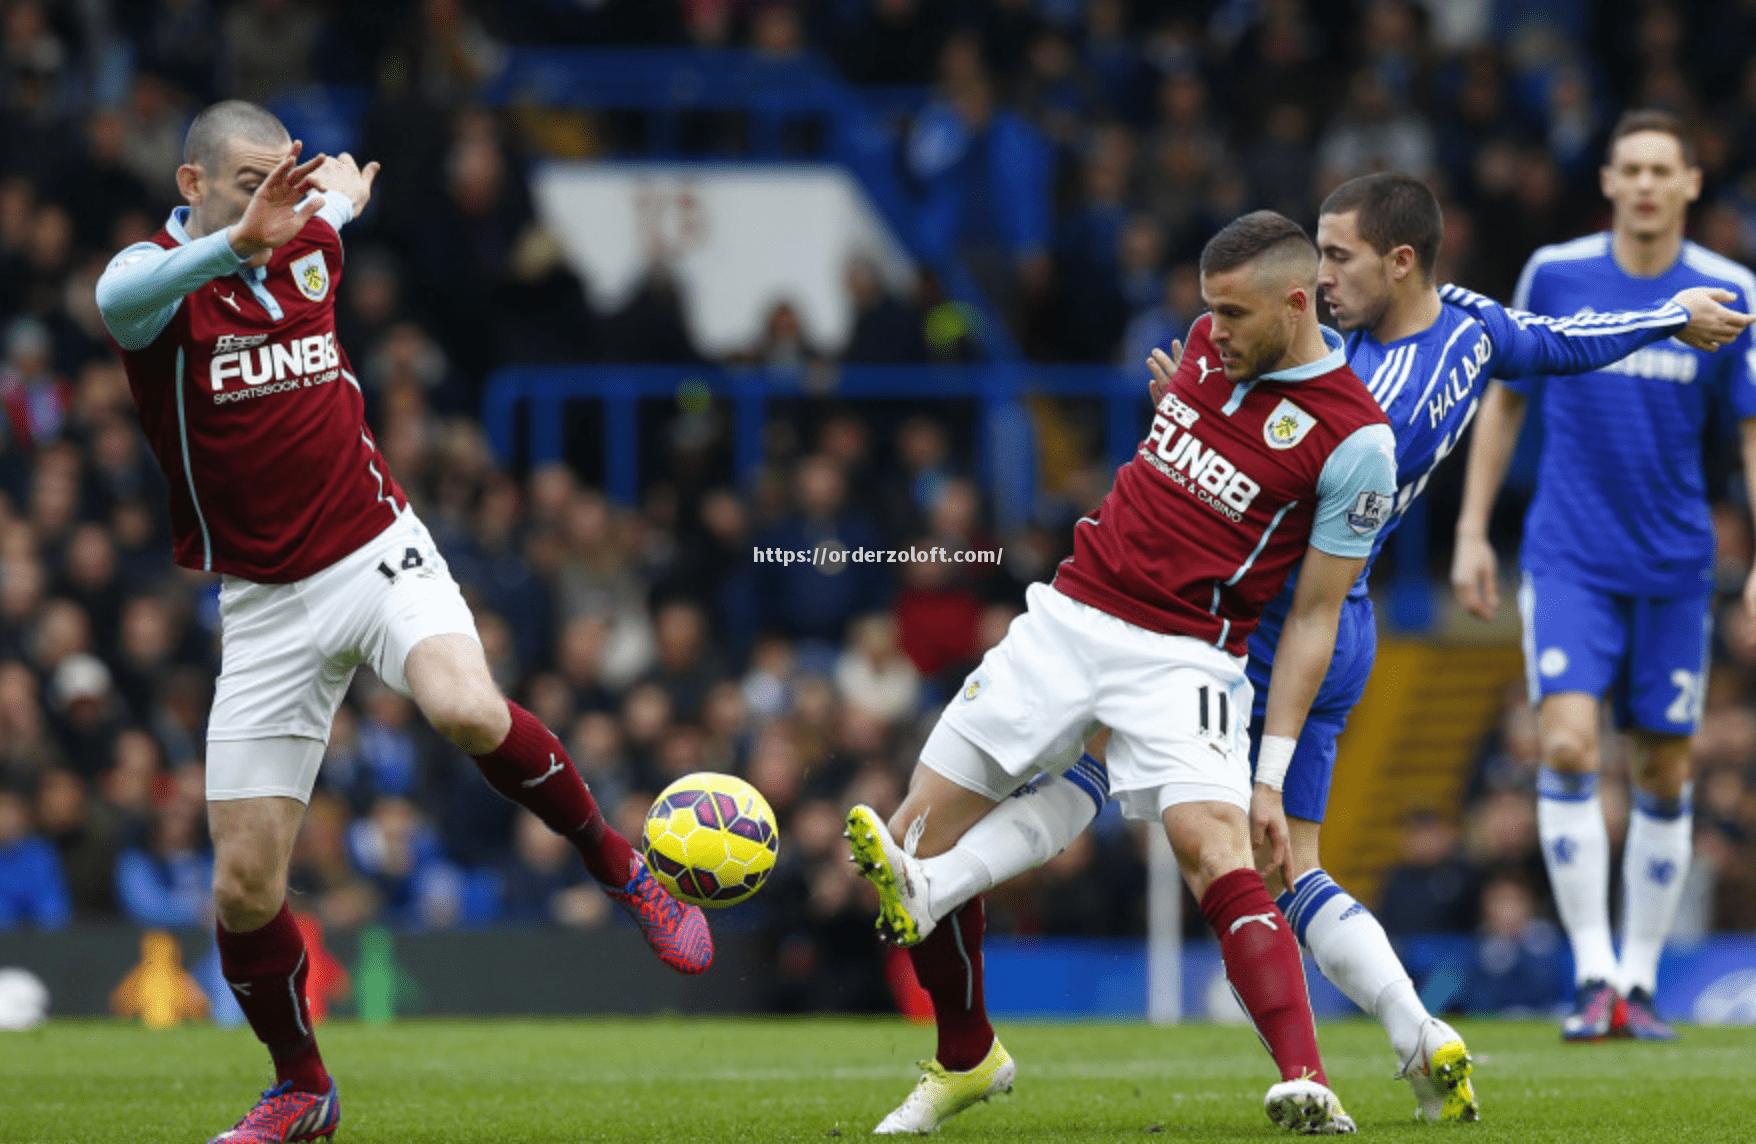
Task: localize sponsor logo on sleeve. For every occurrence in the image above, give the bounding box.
[1345,489,1390,535]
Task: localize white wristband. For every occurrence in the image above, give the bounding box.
[1255,735,1295,791]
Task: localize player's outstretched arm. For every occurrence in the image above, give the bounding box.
[1442,283,1752,380]
[96,233,257,351]
[1256,546,1368,889]
[226,141,327,260]
[1451,382,1527,620]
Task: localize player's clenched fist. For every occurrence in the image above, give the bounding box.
[226,140,327,260]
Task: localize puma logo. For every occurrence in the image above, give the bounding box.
[521,753,564,788]
[1195,354,1223,384]
[1229,912,1279,935]
[217,289,242,313]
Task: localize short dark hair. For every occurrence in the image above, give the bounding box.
[1319,172,1444,278]
[182,100,289,170]
[1606,108,1695,166]
[1198,210,1317,278]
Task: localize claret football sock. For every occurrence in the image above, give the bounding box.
[1201,868,1326,1084]
[216,902,330,1094]
[1619,785,1693,996]
[1278,868,1427,1063]
[1536,767,1617,985]
[910,897,994,1071]
[472,700,635,887]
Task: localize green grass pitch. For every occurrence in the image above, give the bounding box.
[4,1017,1750,1142]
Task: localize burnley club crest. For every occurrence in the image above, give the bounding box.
[1263,398,1317,450]
[290,251,330,302]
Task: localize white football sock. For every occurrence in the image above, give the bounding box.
[1619,784,1693,996]
[922,754,1108,922]
[1536,767,1618,985]
[1278,868,1429,1063]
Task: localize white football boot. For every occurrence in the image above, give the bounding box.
[874,1038,1015,1135]
[845,804,937,946]
[1399,1016,1479,1122]
[1264,1077,1357,1135]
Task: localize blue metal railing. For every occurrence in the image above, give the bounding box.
[482,363,1440,630]
[483,363,1144,529]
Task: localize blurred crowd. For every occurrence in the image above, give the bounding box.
[1,0,1755,1016]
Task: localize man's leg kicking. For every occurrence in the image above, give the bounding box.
[207,739,340,1144]
[404,633,711,974]
[846,732,1029,1136]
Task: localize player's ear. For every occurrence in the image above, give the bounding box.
[175,163,203,206]
[1684,164,1702,203]
[1390,244,1416,283]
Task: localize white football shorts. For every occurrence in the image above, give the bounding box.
[923,581,1255,819]
[206,508,479,802]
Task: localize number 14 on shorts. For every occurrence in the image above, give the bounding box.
[376,544,434,584]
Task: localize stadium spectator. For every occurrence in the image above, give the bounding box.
[35,766,121,917]
[1460,872,1568,1015]
[0,784,72,928]
[1378,810,1481,936]
[114,792,210,928]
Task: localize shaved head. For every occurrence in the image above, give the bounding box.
[183,100,289,171]
[1199,210,1318,289]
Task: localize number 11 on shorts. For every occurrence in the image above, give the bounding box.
[1196,684,1230,739]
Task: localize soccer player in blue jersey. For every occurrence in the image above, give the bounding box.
[1453,110,1756,1043]
[845,172,1750,1132]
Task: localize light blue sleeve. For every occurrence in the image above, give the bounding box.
[94,230,245,351]
[1440,282,1687,379]
[1311,423,1397,558]
[312,188,354,239]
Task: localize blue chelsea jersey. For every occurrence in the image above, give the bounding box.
[1504,235,1756,596]
[1255,280,1691,644]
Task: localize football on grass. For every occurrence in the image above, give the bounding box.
[642,772,779,908]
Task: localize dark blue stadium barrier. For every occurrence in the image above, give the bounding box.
[983,935,1756,1024]
[483,363,1146,533]
[481,363,1441,628]
[12,927,1751,1021]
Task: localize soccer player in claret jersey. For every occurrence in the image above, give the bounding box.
[1454,109,1756,1043]
[94,102,713,1144]
[847,211,1399,1135]
[847,175,1750,1130]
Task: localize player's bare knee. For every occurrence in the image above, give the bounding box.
[1541,730,1597,774]
[1632,737,1692,799]
[1167,812,1252,897]
[212,857,284,931]
[424,687,510,755]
